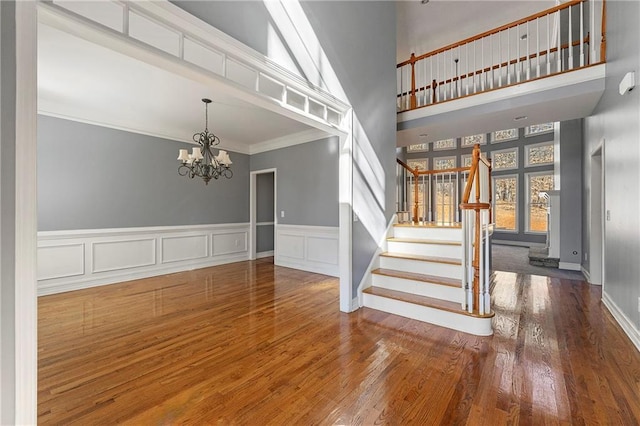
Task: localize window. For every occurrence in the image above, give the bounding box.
[433,156,456,170]
[407,158,428,171]
[493,175,518,231]
[433,138,456,151]
[491,128,518,143]
[525,142,554,167]
[461,154,473,167]
[526,172,554,232]
[491,147,518,171]
[435,181,456,224]
[461,133,486,147]
[407,143,428,153]
[525,122,554,136]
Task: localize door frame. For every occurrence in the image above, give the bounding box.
[249,168,277,260]
[589,139,605,286]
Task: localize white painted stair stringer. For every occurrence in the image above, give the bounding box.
[362,292,493,336]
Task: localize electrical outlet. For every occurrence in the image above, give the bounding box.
[606,210,611,221]
[584,252,588,261]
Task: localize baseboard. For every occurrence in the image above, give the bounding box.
[492,240,545,248]
[559,262,581,271]
[256,250,274,259]
[37,223,250,296]
[275,224,339,277]
[581,266,592,283]
[602,292,640,353]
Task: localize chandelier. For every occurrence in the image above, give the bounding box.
[177,98,233,185]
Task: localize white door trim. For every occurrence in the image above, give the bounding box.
[250,168,277,260]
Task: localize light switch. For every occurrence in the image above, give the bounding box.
[280,210,285,218]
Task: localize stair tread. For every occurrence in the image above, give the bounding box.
[363,287,493,318]
[387,237,461,246]
[394,222,462,229]
[372,268,461,288]
[380,252,461,265]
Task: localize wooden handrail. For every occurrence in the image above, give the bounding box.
[397,0,585,68]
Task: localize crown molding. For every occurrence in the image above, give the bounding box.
[250,128,330,155]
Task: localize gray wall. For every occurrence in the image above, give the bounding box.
[250,138,339,227]
[1,1,17,421]
[256,172,274,253]
[300,1,397,292]
[38,115,249,231]
[558,119,582,265]
[583,1,640,326]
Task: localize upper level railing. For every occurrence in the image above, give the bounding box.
[397,0,606,112]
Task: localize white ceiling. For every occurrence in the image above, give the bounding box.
[37,23,315,154]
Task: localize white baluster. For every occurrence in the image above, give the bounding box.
[580,1,585,66]
[473,41,477,93]
[507,27,512,85]
[547,13,551,75]
[516,24,521,82]
[461,207,467,310]
[557,10,562,73]
[536,17,541,77]
[526,21,531,80]
[569,4,574,70]
[466,43,470,95]
[422,175,426,224]
[484,209,490,314]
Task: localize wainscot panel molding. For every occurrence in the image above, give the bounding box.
[37,223,250,296]
[275,224,339,277]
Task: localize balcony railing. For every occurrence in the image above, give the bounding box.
[397,0,606,112]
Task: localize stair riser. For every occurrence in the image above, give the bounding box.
[371,274,464,303]
[379,256,462,279]
[362,293,493,336]
[393,227,462,241]
[387,241,461,258]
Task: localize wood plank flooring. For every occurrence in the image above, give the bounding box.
[38,259,640,424]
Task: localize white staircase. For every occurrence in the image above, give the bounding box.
[362,223,494,336]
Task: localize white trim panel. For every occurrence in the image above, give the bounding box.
[37,223,250,296]
[558,262,582,271]
[275,224,339,277]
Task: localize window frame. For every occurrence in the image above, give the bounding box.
[461,133,486,147]
[525,170,554,234]
[407,143,429,153]
[525,141,554,167]
[433,155,457,171]
[490,128,519,143]
[492,174,519,233]
[461,154,473,168]
[490,147,519,171]
[525,122,555,137]
[406,158,428,171]
[432,138,457,151]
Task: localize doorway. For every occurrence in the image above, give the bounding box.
[250,169,277,260]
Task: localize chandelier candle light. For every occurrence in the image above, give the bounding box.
[177,98,233,185]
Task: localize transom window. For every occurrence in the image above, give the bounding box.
[433,156,456,170]
[407,143,428,153]
[493,175,518,232]
[526,172,554,232]
[461,154,473,168]
[407,158,428,171]
[525,142,554,167]
[491,128,518,143]
[433,138,456,151]
[461,133,486,147]
[525,122,554,136]
[491,147,518,171]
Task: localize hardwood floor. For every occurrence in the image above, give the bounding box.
[38,259,640,424]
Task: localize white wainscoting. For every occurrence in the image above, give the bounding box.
[275,225,339,277]
[37,223,250,296]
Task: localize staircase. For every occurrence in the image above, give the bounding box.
[362,223,494,336]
